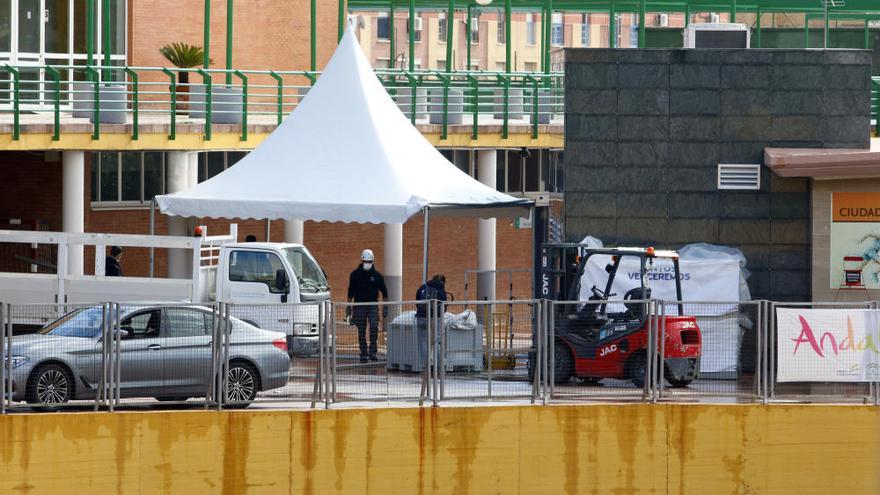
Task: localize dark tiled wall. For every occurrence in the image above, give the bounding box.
[564,49,872,301]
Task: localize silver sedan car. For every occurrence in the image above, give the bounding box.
[5,305,290,408]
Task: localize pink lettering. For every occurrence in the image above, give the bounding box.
[791,315,839,357]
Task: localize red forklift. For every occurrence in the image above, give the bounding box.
[535,243,702,388]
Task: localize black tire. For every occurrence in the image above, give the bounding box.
[155,396,190,402]
[224,361,260,408]
[26,363,74,409]
[626,352,648,389]
[553,341,574,384]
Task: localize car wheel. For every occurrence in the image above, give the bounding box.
[626,352,648,389]
[224,362,259,408]
[553,341,574,384]
[26,364,74,409]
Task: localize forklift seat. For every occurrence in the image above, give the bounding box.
[623,287,651,320]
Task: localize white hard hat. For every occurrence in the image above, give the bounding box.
[361,249,375,262]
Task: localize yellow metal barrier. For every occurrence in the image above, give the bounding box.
[0,404,876,494]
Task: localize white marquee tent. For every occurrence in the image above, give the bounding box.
[156,27,532,224]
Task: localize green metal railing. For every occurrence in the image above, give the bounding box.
[873,77,880,137]
[0,65,564,142]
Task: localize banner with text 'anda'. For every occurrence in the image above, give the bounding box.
[776,308,880,382]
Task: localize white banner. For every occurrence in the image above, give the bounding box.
[776,308,880,382]
[581,256,741,315]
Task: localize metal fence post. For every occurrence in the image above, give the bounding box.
[549,299,556,400]
[440,300,447,401]
[432,299,440,407]
[114,302,122,409]
[768,301,776,403]
[657,301,667,403]
[4,303,11,412]
[0,303,5,414]
[330,300,337,406]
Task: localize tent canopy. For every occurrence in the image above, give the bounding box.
[156,27,532,224]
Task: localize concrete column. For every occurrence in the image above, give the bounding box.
[477,150,497,302]
[167,151,191,278]
[284,219,304,244]
[187,152,199,187]
[384,223,403,301]
[62,151,85,276]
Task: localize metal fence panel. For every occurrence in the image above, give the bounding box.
[330,300,431,404]
[4,302,105,411]
[657,300,762,402]
[768,301,875,404]
[548,300,655,401]
[437,300,541,402]
[219,302,322,408]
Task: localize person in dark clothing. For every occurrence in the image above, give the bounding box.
[415,274,448,366]
[347,249,388,363]
[245,235,257,242]
[105,246,123,277]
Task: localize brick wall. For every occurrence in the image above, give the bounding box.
[564,48,872,301]
[129,0,340,71]
[0,151,535,301]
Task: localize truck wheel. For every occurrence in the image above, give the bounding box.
[26,364,74,409]
[553,342,574,384]
[626,353,647,389]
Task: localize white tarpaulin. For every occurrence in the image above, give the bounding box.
[156,27,530,223]
[776,308,880,382]
[581,256,741,312]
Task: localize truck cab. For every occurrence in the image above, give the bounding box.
[215,243,330,356]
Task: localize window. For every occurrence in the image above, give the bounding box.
[91,152,166,205]
[470,18,480,43]
[524,62,537,72]
[581,14,590,46]
[437,60,446,71]
[283,247,328,293]
[629,16,639,47]
[197,151,247,183]
[119,310,162,339]
[408,16,422,42]
[469,61,480,70]
[377,14,391,40]
[438,14,447,42]
[375,57,391,68]
[494,149,564,194]
[165,308,211,338]
[551,13,563,46]
[495,61,506,72]
[526,13,536,45]
[228,250,287,293]
[497,13,506,44]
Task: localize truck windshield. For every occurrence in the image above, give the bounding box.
[38,307,106,338]
[283,247,329,292]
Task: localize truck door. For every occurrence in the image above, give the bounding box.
[223,249,288,304]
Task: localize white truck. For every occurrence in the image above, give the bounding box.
[0,224,329,355]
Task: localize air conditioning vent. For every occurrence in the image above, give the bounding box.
[684,22,750,48]
[718,164,761,190]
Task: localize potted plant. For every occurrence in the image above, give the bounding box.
[159,42,206,112]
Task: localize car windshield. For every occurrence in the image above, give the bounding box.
[282,247,328,291]
[38,307,106,338]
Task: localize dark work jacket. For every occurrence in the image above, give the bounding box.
[415,280,447,318]
[347,264,388,303]
[105,256,123,277]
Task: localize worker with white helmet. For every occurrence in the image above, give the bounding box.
[347,248,389,363]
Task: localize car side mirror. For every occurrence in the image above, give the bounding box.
[114,328,131,339]
[605,263,614,274]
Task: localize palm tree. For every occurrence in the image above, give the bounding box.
[159,42,205,85]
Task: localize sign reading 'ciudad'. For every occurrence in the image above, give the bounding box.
[776,308,880,382]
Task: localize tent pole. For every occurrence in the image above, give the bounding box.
[422,207,430,288]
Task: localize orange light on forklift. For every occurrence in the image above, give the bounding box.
[646,247,655,257]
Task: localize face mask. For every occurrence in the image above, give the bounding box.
[363,263,372,270]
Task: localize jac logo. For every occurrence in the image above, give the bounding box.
[599,344,617,357]
[542,273,550,296]
[679,321,696,329]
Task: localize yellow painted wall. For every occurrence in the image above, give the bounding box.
[0,404,877,494]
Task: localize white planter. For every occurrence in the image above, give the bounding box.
[189,84,243,124]
[493,88,524,120]
[429,88,463,125]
